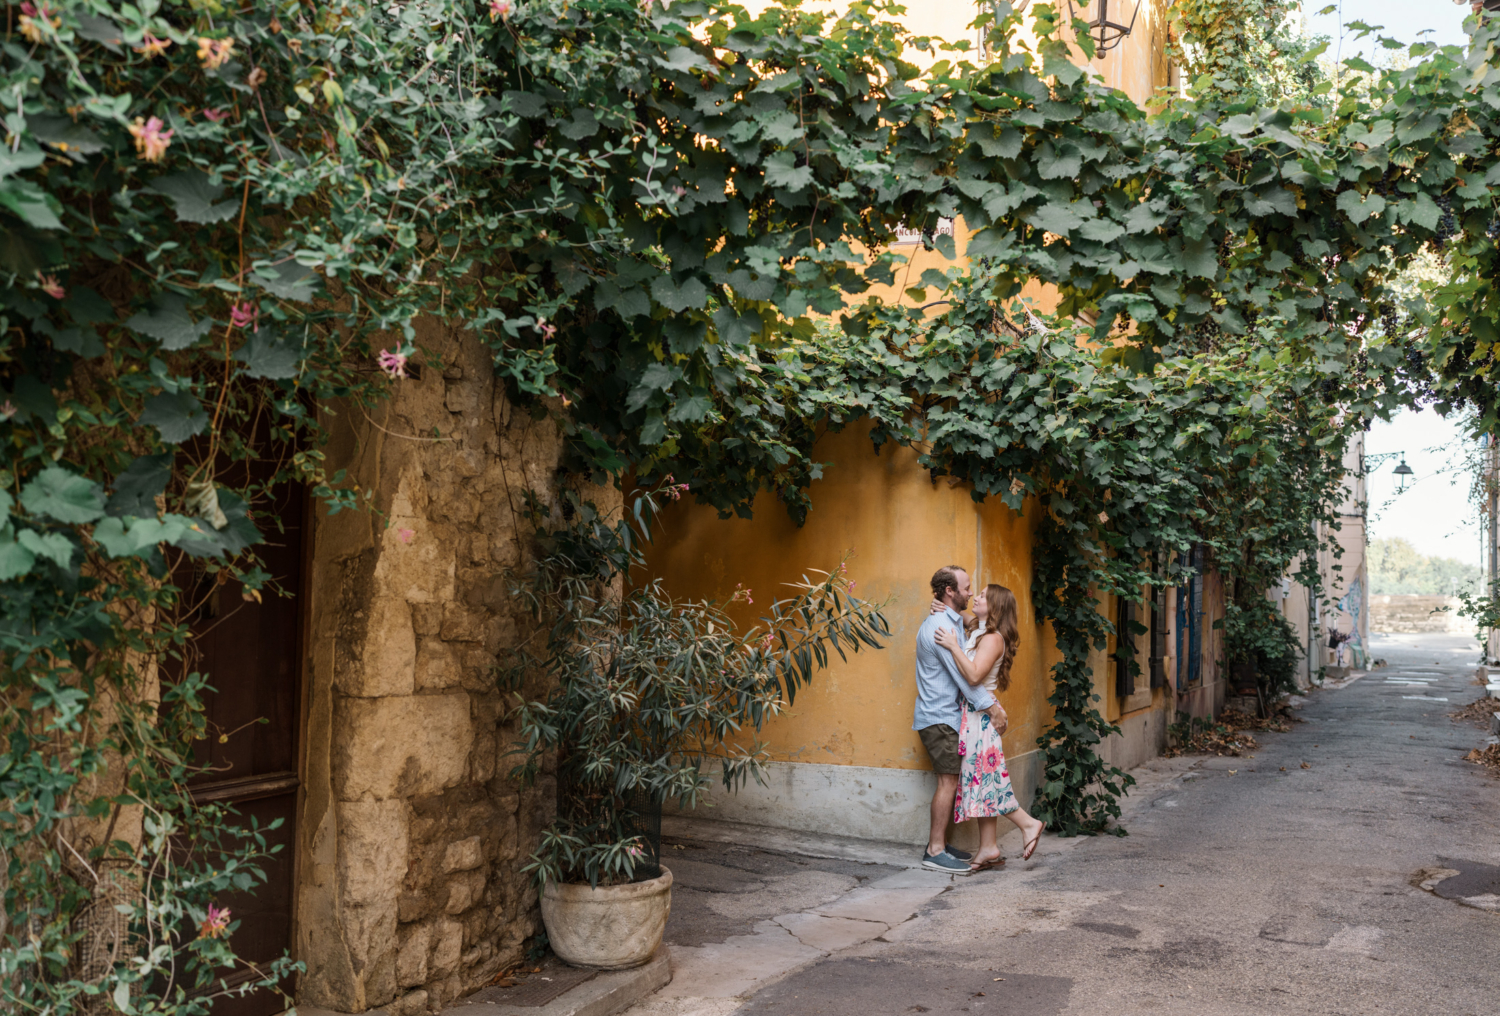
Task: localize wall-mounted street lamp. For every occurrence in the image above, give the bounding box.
[1365,450,1415,492]
[1066,0,1140,53]
[1392,457,1414,492]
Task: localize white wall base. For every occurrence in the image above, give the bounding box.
[668,751,1041,848]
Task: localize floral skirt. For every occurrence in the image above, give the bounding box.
[954,703,1018,821]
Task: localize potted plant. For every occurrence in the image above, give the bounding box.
[504,484,888,969]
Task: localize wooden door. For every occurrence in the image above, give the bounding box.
[183,476,305,1016]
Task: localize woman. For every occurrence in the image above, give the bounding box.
[933,583,1045,870]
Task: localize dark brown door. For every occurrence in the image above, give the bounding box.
[183,477,305,1016]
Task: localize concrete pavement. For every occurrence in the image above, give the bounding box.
[621,632,1500,1016]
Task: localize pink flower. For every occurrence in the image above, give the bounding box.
[980,747,1001,774]
[760,632,774,651]
[489,0,513,20]
[128,116,173,162]
[198,903,231,939]
[0,400,16,421]
[202,107,230,122]
[36,273,65,300]
[1097,511,1109,524]
[377,348,408,379]
[135,32,171,58]
[847,580,857,593]
[228,302,257,329]
[536,317,556,339]
[397,528,415,544]
[196,36,235,70]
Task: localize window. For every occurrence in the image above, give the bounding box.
[1175,545,1205,689]
[1115,593,1136,699]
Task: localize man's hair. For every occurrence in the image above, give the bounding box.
[930,565,967,601]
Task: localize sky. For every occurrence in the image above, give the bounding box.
[1304,1,1474,62]
[1366,408,1482,566]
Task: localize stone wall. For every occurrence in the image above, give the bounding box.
[1370,594,1475,634]
[296,318,592,1014]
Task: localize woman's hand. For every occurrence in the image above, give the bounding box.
[987,703,1009,737]
[934,625,960,651]
[928,598,947,615]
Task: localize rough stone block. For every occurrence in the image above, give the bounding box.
[470,733,496,783]
[384,990,428,1016]
[429,918,464,978]
[415,638,461,691]
[395,923,430,988]
[462,647,498,693]
[443,835,484,873]
[397,891,432,924]
[410,603,443,636]
[441,603,485,643]
[340,597,415,698]
[445,870,485,915]
[333,694,474,801]
[337,799,409,906]
[342,900,399,1004]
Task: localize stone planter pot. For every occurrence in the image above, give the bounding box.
[540,866,672,969]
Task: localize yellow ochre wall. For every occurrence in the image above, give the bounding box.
[648,423,1069,772]
[646,2,1202,840]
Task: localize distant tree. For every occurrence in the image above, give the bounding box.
[1369,537,1482,595]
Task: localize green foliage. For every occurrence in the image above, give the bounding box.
[1169,0,1330,107]
[11,0,1500,995]
[504,487,890,886]
[1221,597,1302,701]
[1369,536,1482,595]
[1455,589,1500,663]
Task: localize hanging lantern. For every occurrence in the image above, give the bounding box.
[1392,457,1415,492]
[1066,0,1140,53]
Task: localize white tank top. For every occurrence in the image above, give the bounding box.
[964,628,1003,693]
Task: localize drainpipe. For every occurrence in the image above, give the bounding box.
[1490,435,1498,664]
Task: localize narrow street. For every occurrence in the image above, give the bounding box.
[625,635,1500,1016]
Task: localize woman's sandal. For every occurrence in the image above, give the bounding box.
[1021,826,1042,860]
[969,854,1006,872]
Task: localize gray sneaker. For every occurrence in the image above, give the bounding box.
[945,845,973,861]
[920,849,973,875]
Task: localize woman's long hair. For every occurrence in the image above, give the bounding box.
[965,584,1019,692]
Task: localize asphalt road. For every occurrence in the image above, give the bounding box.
[627,632,1500,1016]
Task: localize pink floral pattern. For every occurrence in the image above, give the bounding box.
[954,703,1017,821]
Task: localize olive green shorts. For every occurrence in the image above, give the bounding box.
[918,723,961,775]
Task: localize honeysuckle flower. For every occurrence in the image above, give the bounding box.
[536,317,556,339]
[1097,511,1109,524]
[0,400,16,421]
[202,107,230,122]
[198,903,231,939]
[489,0,513,21]
[1009,477,1025,496]
[397,528,415,544]
[19,3,58,43]
[228,302,257,329]
[196,36,235,70]
[134,32,171,58]
[37,274,65,300]
[377,348,408,379]
[128,116,174,162]
[246,66,267,89]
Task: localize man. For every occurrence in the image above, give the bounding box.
[913,565,1008,874]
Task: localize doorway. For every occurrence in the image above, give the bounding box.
[181,474,305,1016]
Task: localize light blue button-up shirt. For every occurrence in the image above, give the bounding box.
[912,607,998,732]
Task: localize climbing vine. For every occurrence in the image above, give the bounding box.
[7,0,1500,1001]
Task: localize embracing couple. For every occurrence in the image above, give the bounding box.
[914,565,1045,874]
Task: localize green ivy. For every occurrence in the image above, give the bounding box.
[8,0,1500,999]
